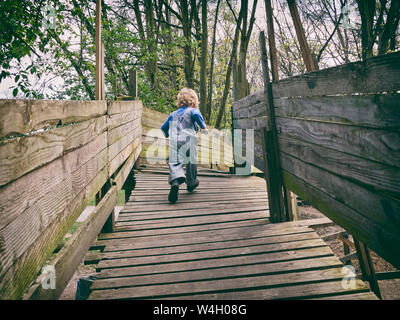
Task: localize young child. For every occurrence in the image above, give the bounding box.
[161,88,207,203]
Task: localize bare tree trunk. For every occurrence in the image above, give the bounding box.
[378,0,400,55]
[199,0,208,117]
[214,4,244,129]
[206,0,221,122]
[287,0,318,71]
[356,0,376,60]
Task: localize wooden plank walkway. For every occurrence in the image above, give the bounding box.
[87,168,377,300]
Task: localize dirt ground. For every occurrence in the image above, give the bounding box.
[60,203,400,300]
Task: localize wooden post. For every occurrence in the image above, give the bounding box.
[99,179,115,233]
[287,0,318,72]
[353,237,382,299]
[95,0,105,100]
[122,170,136,203]
[128,69,138,99]
[259,31,285,223]
[265,0,298,221]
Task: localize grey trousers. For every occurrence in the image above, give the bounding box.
[168,162,198,187]
[168,140,199,187]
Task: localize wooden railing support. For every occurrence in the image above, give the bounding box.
[353,237,382,299]
[259,31,286,223]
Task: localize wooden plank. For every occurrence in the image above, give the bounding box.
[121,199,268,214]
[113,143,142,193]
[115,211,269,232]
[0,99,107,139]
[107,118,140,145]
[108,126,141,162]
[232,89,264,112]
[118,206,268,222]
[95,245,333,279]
[278,135,400,197]
[96,238,327,270]
[0,147,109,277]
[0,132,108,231]
[274,94,400,131]
[91,262,345,296]
[280,152,400,238]
[108,136,140,177]
[23,186,117,300]
[107,100,142,115]
[282,170,400,270]
[233,116,270,130]
[99,226,315,253]
[90,260,351,300]
[272,51,400,98]
[106,109,141,131]
[311,292,379,300]
[90,255,342,291]
[0,116,107,187]
[168,279,369,300]
[277,117,400,168]
[88,232,320,261]
[0,165,108,299]
[99,217,269,240]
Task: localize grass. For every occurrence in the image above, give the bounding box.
[87,190,126,206]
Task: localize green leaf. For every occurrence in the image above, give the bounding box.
[13,88,18,97]
[15,75,20,82]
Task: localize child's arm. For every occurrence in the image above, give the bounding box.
[161,114,173,138]
[191,109,207,132]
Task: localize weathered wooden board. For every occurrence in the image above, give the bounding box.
[23,185,117,300]
[272,51,400,98]
[90,255,341,291]
[89,267,365,300]
[108,126,141,162]
[276,117,400,168]
[107,100,142,116]
[107,118,140,146]
[0,165,108,299]
[280,152,400,234]
[0,132,108,230]
[0,147,109,277]
[0,99,107,139]
[275,94,400,131]
[282,170,400,269]
[279,135,400,198]
[0,99,144,299]
[0,116,107,187]
[106,109,141,131]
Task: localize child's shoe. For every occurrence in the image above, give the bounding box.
[168,184,179,203]
[187,180,199,192]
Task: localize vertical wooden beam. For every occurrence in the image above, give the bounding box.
[264,0,298,221]
[353,237,382,299]
[287,0,318,72]
[259,31,285,223]
[128,69,138,99]
[95,0,105,100]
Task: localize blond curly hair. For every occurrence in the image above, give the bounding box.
[177,87,199,108]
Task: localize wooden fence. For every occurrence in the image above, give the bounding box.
[232,51,400,270]
[0,99,142,299]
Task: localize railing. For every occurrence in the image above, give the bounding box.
[232,51,400,270]
[0,99,142,299]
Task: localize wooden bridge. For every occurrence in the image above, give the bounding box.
[1,50,399,300]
